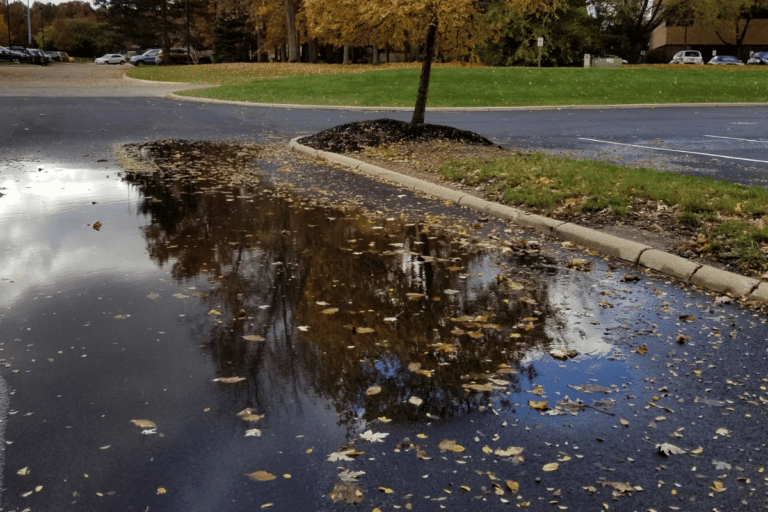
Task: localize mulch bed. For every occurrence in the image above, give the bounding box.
[297,118,497,153]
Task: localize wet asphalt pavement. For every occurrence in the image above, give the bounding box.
[0,74,767,511]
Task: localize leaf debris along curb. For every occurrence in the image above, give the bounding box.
[289,137,768,304]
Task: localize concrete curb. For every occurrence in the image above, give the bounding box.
[289,137,766,303]
[167,92,768,112]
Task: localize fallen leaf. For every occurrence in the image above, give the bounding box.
[366,386,382,396]
[322,308,339,315]
[656,443,686,456]
[355,327,374,334]
[506,480,520,492]
[157,487,167,495]
[379,487,394,493]
[92,221,102,231]
[710,481,726,493]
[330,481,364,503]
[147,293,159,300]
[408,396,423,406]
[243,335,265,342]
[208,309,222,316]
[495,446,524,457]
[248,471,277,482]
[213,377,246,383]
[17,467,29,476]
[542,463,559,472]
[130,419,156,429]
[636,344,648,355]
[360,430,389,443]
[620,418,630,427]
[528,400,550,411]
[245,429,262,437]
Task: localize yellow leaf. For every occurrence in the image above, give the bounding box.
[448,444,465,453]
[495,446,524,457]
[710,481,726,492]
[208,309,222,315]
[417,434,428,439]
[243,335,265,342]
[261,504,273,509]
[130,419,156,429]
[636,344,648,355]
[506,480,519,492]
[17,467,29,476]
[213,377,246,383]
[460,485,470,492]
[248,471,277,482]
[366,386,382,396]
[528,400,549,411]
[283,474,291,479]
[355,327,374,334]
[378,487,394,494]
[92,221,102,231]
[157,487,167,495]
[482,446,492,454]
[378,416,392,422]
[322,308,339,314]
[542,462,560,472]
[620,418,629,427]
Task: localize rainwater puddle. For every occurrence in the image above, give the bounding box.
[1,141,766,511]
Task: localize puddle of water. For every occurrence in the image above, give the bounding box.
[1,141,764,511]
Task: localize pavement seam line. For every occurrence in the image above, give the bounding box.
[288,140,763,303]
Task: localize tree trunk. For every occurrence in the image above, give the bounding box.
[160,0,171,66]
[309,37,318,63]
[411,20,437,125]
[343,44,350,65]
[283,0,300,62]
[372,44,379,64]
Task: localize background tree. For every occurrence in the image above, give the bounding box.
[213,13,255,61]
[477,0,602,66]
[0,10,8,46]
[591,0,667,63]
[690,0,768,59]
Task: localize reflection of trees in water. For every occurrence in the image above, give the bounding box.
[123,141,563,434]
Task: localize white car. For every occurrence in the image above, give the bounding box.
[95,54,126,65]
[670,50,703,65]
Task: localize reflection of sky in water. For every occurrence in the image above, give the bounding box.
[0,162,158,310]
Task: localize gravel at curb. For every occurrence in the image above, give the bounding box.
[289,137,765,303]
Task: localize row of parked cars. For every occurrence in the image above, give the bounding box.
[670,50,768,65]
[0,46,69,65]
[128,48,210,65]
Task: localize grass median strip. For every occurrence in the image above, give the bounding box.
[129,63,768,107]
[440,152,768,270]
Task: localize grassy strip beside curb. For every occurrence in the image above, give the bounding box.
[440,152,768,270]
[128,64,768,107]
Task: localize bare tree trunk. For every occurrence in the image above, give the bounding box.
[160,0,171,66]
[372,44,379,64]
[411,20,437,125]
[309,37,318,63]
[343,44,350,65]
[283,0,300,62]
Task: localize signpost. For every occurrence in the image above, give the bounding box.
[537,37,543,68]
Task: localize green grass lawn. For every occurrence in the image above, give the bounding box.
[441,152,768,270]
[128,63,768,107]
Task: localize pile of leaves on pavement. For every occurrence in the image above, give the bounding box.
[297,118,497,153]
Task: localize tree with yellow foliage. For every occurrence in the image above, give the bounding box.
[303,0,561,124]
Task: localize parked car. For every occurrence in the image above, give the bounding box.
[9,46,47,65]
[670,50,703,64]
[43,50,61,62]
[707,55,744,65]
[130,49,160,66]
[28,48,51,64]
[747,51,768,65]
[57,51,70,62]
[157,47,198,65]
[95,53,126,65]
[0,46,26,62]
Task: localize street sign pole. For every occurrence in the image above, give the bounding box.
[537,37,543,68]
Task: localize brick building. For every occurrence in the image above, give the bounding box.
[649,17,768,62]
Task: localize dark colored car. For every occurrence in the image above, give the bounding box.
[8,46,47,65]
[707,55,744,65]
[0,46,24,62]
[747,52,768,65]
[157,48,198,65]
[129,49,160,66]
[44,51,61,62]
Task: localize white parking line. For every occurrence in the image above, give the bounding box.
[578,138,768,164]
[704,135,768,143]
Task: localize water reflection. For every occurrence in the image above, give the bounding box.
[123,140,564,429]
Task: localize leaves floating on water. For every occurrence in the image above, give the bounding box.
[408,396,423,406]
[542,462,559,472]
[243,335,265,342]
[528,400,550,411]
[330,481,364,503]
[366,386,382,396]
[322,308,339,315]
[360,430,389,442]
